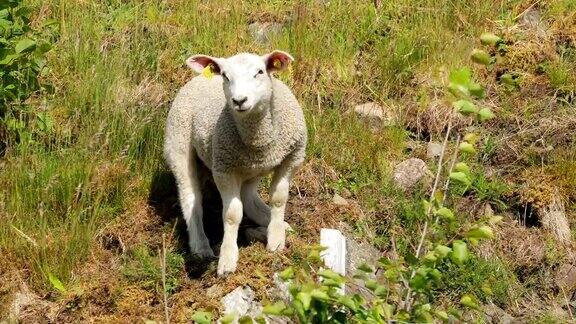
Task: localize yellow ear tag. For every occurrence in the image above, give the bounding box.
[202,64,214,79]
[273,59,282,69]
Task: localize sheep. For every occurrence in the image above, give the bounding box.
[163,50,307,276]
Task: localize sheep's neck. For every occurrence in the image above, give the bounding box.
[232,104,277,149]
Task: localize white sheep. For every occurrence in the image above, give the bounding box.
[163,51,307,276]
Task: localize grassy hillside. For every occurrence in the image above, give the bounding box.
[1,0,575,322]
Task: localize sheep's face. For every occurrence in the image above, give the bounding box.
[186,51,293,115]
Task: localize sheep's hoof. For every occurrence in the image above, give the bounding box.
[217,245,238,276]
[190,240,215,259]
[266,221,286,252]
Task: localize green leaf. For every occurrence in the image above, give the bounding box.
[466,225,494,240]
[460,294,480,310]
[47,272,65,292]
[279,267,294,281]
[220,312,237,324]
[469,82,485,98]
[449,68,472,86]
[478,107,495,121]
[357,262,373,273]
[15,38,36,53]
[450,172,471,186]
[310,289,330,301]
[434,245,452,258]
[338,296,357,311]
[450,240,469,265]
[489,215,504,224]
[424,251,437,262]
[435,310,449,320]
[191,311,212,324]
[429,268,442,281]
[459,142,476,154]
[296,292,312,310]
[365,279,378,291]
[471,49,491,65]
[500,73,517,86]
[238,316,253,324]
[382,303,394,320]
[318,269,344,282]
[435,207,455,220]
[482,285,494,296]
[463,133,479,145]
[263,302,287,316]
[454,162,471,175]
[480,33,501,46]
[374,285,387,297]
[453,99,478,115]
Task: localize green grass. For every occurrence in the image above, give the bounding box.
[1,0,576,321]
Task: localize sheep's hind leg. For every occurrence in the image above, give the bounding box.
[167,149,214,258]
[241,177,271,227]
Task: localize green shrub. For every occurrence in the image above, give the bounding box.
[0,0,57,148]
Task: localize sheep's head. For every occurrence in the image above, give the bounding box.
[186,51,293,114]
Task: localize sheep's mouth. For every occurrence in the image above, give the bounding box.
[234,107,250,112]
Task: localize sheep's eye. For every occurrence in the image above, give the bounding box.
[221,72,229,81]
[254,69,264,78]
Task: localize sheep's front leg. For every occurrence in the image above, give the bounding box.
[267,162,298,252]
[214,172,243,276]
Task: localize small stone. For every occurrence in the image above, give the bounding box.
[484,203,494,217]
[332,193,348,206]
[538,190,572,243]
[555,264,576,293]
[426,142,443,159]
[519,8,548,38]
[483,303,515,324]
[221,286,261,320]
[206,284,223,299]
[248,22,283,44]
[354,102,385,129]
[340,188,352,198]
[393,158,430,191]
[345,238,382,301]
[271,272,292,302]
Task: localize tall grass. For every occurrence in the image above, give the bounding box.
[1,0,522,292]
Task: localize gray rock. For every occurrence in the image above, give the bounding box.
[538,190,572,243]
[426,142,443,159]
[354,102,387,130]
[206,284,223,299]
[221,286,261,320]
[483,303,515,324]
[345,238,382,300]
[393,158,431,191]
[519,8,548,38]
[248,22,283,44]
[332,193,348,206]
[271,272,292,302]
[555,264,576,293]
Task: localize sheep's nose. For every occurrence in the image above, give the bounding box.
[232,96,248,107]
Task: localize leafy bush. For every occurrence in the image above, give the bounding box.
[0,0,57,148]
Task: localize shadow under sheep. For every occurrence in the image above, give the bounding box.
[147,157,261,278]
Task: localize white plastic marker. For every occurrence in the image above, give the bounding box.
[320,228,346,294]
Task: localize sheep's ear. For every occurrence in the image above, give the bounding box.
[186,55,222,74]
[263,50,294,73]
